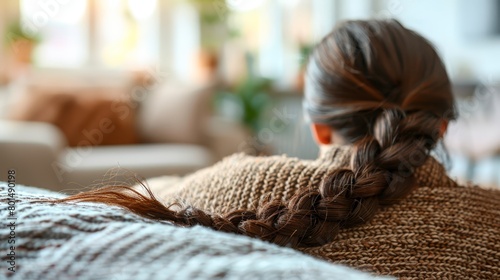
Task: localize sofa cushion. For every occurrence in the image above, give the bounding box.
[8,88,139,147]
[57,144,216,190]
[137,81,214,144]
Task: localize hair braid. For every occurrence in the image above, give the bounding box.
[56,108,441,248]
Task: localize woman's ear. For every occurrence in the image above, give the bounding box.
[439,120,449,138]
[311,123,332,145]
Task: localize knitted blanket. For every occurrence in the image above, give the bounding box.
[0,184,386,280]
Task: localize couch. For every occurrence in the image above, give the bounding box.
[0,117,247,193]
[0,70,249,192]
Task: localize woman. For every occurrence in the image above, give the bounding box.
[59,20,500,278]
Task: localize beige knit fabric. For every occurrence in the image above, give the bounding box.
[154,145,500,279]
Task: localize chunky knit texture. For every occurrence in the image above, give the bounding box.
[0,185,386,280]
[151,145,500,279]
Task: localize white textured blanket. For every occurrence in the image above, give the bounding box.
[0,183,387,280]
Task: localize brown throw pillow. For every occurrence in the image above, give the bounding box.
[8,87,139,147]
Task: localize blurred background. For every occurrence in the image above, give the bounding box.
[0,0,499,191]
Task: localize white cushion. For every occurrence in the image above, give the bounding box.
[59,144,215,191]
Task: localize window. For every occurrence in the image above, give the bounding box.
[96,0,159,68]
[20,0,88,67]
[19,0,159,69]
[16,0,332,84]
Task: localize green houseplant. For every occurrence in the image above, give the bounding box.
[215,53,273,133]
[4,21,41,64]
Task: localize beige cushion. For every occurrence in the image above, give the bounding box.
[137,81,214,144]
[61,144,216,192]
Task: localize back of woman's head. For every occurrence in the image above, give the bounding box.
[56,19,456,248]
[305,19,455,141]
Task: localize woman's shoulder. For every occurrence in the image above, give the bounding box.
[219,152,312,165]
[202,152,336,181]
[216,144,352,171]
[422,180,500,206]
[302,177,500,278]
[171,152,336,213]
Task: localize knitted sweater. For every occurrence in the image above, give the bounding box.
[152,145,500,279]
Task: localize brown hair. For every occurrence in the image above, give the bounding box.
[56,19,456,248]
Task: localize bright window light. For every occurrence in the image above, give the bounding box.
[19,0,88,67]
[97,0,159,67]
[127,0,157,21]
[226,0,266,12]
[20,0,87,27]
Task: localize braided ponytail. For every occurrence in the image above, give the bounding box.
[54,19,456,249]
[57,108,442,248]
